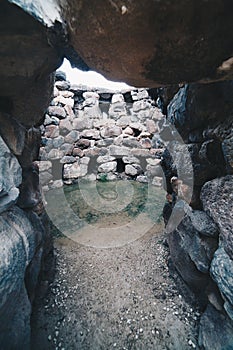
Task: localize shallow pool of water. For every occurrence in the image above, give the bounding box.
[44,180,165,248]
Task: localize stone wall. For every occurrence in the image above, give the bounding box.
[1,1,233,349]
[160,81,233,349]
[39,72,165,188]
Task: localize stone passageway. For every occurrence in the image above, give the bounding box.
[31,226,200,350]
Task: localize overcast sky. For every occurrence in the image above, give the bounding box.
[59,59,133,90]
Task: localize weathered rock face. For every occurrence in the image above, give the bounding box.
[161,83,233,349]
[0,135,52,348]
[1,1,233,349]
[58,0,233,87]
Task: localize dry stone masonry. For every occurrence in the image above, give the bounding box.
[160,82,233,349]
[39,72,165,189]
[0,1,233,349]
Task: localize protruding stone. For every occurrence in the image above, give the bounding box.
[98,161,117,173]
[47,106,66,119]
[125,164,142,176]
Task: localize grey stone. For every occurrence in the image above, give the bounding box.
[84,147,108,157]
[60,156,76,164]
[133,100,150,112]
[47,149,64,159]
[122,156,140,164]
[131,148,150,157]
[39,171,53,185]
[63,162,88,179]
[75,138,91,149]
[123,137,141,148]
[109,145,129,157]
[140,137,152,149]
[146,158,161,166]
[198,303,233,350]
[55,70,66,81]
[64,104,75,119]
[37,160,52,172]
[72,148,84,157]
[80,129,100,140]
[116,116,131,128]
[136,175,148,183]
[189,210,219,238]
[47,106,66,119]
[73,117,93,131]
[60,143,73,155]
[96,138,114,147]
[52,135,65,148]
[137,89,149,100]
[44,125,59,138]
[59,90,74,98]
[59,119,73,134]
[98,161,117,173]
[123,126,134,135]
[97,155,115,164]
[113,135,123,146]
[54,94,74,107]
[211,247,233,315]
[80,157,90,165]
[125,164,142,176]
[0,188,19,214]
[146,119,157,134]
[222,133,233,171]
[201,176,233,259]
[111,93,124,103]
[83,91,99,100]
[55,80,70,91]
[100,126,122,138]
[167,201,217,291]
[64,130,79,143]
[43,114,53,126]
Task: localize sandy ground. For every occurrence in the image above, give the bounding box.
[31,221,201,350]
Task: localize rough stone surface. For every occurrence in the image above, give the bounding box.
[211,247,233,320]
[198,303,233,350]
[201,176,233,259]
[98,161,117,173]
[167,201,218,290]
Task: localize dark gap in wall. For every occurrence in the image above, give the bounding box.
[116,158,125,173]
[123,91,133,103]
[132,128,141,137]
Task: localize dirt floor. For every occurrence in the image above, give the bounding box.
[31,221,201,350]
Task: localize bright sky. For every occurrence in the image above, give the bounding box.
[59,59,133,90]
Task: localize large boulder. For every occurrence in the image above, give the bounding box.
[0,206,41,349]
[59,0,233,86]
[167,201,218,291]
[201,176,233,259]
